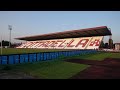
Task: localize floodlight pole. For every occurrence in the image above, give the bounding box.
[8,25,12,48]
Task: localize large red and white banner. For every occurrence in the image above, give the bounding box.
[16,36,103,49]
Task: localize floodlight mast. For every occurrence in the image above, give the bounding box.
[8,25,12,48]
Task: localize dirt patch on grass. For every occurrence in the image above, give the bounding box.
[66,58,120,79]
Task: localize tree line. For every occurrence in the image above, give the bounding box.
[0,40,11,46]
[100,39,114,49]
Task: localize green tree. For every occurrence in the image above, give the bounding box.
[105,43,108,48]
[99,40,104,48]
[109,39,113,49]
[0,40,11,46]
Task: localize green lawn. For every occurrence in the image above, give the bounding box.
[0,60,89,79]
[0,48,71,55]
[63,52,120,61]
[108,53,120,58]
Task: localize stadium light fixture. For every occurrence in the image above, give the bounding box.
[8,25,12,48]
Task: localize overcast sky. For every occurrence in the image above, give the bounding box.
[0,11,120,43]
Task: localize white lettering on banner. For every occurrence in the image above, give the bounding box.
[16,36,103,49]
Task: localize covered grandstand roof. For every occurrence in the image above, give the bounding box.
[15,26,112,41]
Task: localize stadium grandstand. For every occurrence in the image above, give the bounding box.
[15,26,112,50]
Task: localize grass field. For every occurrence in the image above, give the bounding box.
[0,60,89,79]
[0,48,72,55]
[0,48,120,79]
[65,52,120,61]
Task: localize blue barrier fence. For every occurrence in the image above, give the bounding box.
[0,50,97,65]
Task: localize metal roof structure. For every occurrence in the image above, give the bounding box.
[15,26,112,41]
